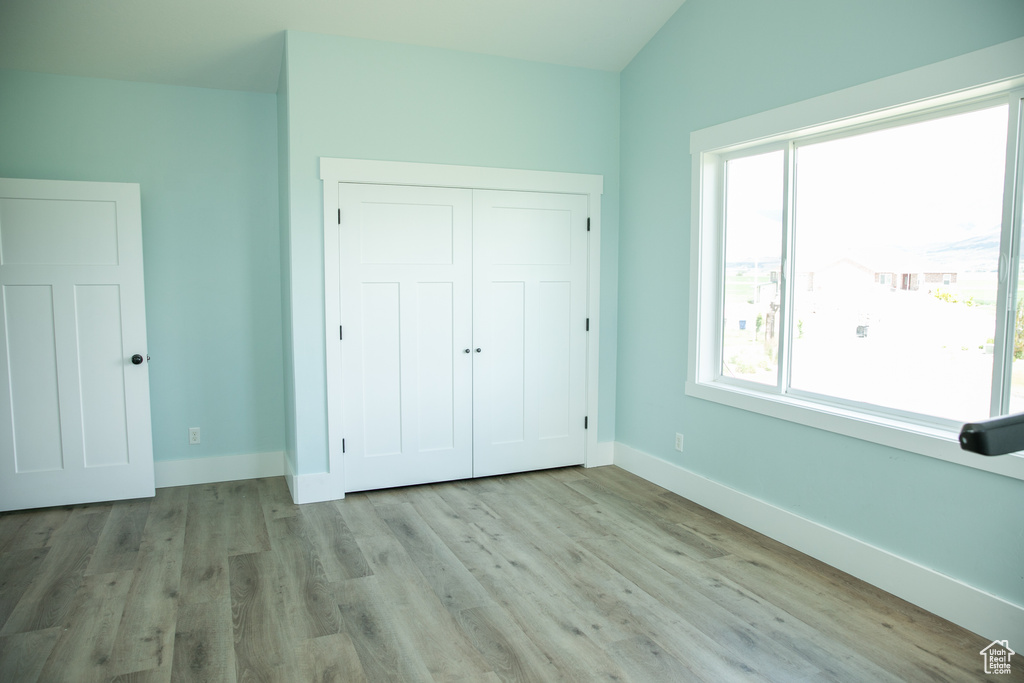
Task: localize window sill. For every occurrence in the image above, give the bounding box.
[685,380,1024,481]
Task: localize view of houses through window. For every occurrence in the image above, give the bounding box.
[722,103,1011,423]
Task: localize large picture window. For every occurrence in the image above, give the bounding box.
[688,40,1024,475]
[789,104,1008,423]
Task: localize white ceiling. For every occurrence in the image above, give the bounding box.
[0,0,686,93]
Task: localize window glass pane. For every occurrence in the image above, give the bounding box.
[791,105,1008,421]
[722,150,784,385]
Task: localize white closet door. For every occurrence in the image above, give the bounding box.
[0,178,154,511]
[339,183,473,491]
[472,190,589,477]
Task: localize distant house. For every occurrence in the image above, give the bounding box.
[798,257,875,292]
[869,249,958,291]
[874,271,956,291]
[797,253,957,294]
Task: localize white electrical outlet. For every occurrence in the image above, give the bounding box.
[674,433,684,452]
[189,427,200,445]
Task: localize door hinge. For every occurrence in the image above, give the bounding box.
[586,318,590,331]
[342,438,346,453]
[587,217,591,232]
[584,416,588,429]
[337,208,341,224]
[339,325,343,340]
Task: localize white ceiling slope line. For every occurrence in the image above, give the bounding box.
[0,0,687,93]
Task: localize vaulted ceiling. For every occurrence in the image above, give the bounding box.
[0,0,686,92]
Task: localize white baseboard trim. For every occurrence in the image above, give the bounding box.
[155,451,285,488]
[588,441,615,467]
[614,442,1024,645]
[284,459,345,505]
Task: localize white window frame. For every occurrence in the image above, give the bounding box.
[687,37,1024,481]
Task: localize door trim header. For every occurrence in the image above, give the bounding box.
[320,158,603,196]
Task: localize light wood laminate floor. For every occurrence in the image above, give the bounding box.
[0,466,1008,682]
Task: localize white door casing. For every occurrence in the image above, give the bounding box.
[338,183,474,491]
[472,190,589,477]
[0,178,154,511]
[323,159,603,496]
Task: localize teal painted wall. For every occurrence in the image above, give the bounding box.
[0,69,285,464]
[281,31,620,475]
[277,46,298,475]
[618,1,1024,605]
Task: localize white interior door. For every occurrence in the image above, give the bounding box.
[339,183,474,491]
[0,178,154,511]
[472,190,589,477]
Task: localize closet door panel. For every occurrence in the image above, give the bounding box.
[473,190,588,477]
[487,281,526,444]
[415,282,456,452]
[536,281,572,440]
[359,282,402,456]
[339,184,473,491]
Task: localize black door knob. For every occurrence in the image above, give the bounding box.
[475,348,482,353]
[131,354,144,365]
[463,348,471,354]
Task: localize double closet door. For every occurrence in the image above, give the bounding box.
[337,183,589,492]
